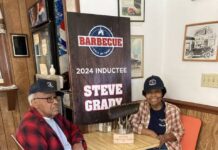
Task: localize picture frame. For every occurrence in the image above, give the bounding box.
[28,0,48,28]
[32,24,52,75]
[11,34,29,57]
[118,0,145,22]
[183,21,218,62]
[131,35,144,78]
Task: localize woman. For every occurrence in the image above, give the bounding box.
[130,75,184,150]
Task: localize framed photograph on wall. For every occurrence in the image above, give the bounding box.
[183,21,218,61]
[11,34,29,57]
[131,35,144,78]
[118,0,145,22]
[28,0,48,28]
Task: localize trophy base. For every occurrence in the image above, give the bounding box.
[113,132,134,144]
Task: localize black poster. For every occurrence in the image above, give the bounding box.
[66,13,131,124]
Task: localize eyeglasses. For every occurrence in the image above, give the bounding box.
[34,96,59,103]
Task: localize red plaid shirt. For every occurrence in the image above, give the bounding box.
[16,107,87,150]
[130,100,184,150]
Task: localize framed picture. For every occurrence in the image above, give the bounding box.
[11,34,29,57]
[183,21,218,61]
[28,0,48,28]
[131,35,144,78]
[32,24,53,75]
[118,0,145,22]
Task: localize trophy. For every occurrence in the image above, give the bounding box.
[108,103,139,144]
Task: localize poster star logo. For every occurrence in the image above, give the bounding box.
[78,25,123,57]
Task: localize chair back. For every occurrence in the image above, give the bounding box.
[181,115,202,150]
[11,134,24,150]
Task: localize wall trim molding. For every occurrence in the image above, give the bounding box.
[164,98,218,115]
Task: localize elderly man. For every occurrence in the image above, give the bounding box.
[16,79,87,150]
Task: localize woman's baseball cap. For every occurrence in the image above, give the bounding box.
[142,75,166,96]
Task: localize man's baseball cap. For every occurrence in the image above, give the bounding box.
[142,75,166,96]
[29,79,59,95]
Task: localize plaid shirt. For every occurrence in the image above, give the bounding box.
[16,107,87,150]
[130,100,184,150]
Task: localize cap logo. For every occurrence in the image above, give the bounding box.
[149,79,156,86]
[47,82,54,88]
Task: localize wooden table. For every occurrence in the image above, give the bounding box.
[84,132,160,150]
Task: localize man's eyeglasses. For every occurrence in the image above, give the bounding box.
[34,96,59,103]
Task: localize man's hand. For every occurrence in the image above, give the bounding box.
[72,143,84,150]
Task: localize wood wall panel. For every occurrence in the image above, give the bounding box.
[181,108,218,150]
[0,95,8,150]
[0,93,18,150]
[0,0,36,149]
[3,0,29,116]
[21,0,36,86]
[0,135,8,150]
[165,99,218,150]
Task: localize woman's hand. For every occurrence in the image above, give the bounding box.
[158,133,176,147]
[141,128,158,138]
[157,135,167,147]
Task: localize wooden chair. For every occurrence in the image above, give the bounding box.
[11,134,24,150]
[181,115,202,150]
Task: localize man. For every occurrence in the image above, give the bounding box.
[16,79,87,150]
[130,75,184,150]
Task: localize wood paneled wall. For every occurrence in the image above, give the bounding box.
[180,108,218,150]
[165,99,218,150]
[0,0,36,149]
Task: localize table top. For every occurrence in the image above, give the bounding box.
[84,132,160,150]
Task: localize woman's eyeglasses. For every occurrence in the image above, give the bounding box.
[34,96,59,103]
